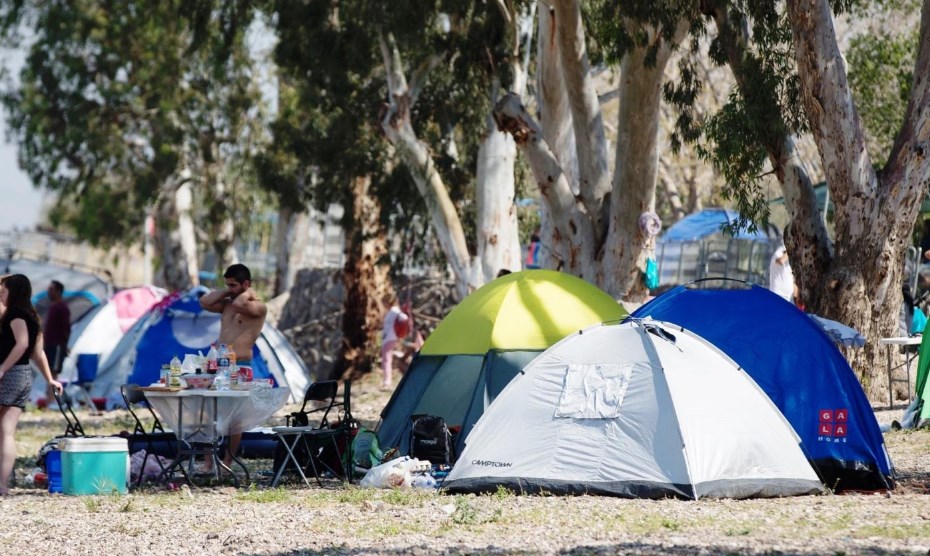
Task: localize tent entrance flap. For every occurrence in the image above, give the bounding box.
[376,354,484,455]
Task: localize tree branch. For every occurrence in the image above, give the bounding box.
[552,0,610,237]
[408,54,443,106]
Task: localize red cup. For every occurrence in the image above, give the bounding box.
[238,366,253,383]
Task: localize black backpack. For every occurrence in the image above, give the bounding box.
[409,414,454,465]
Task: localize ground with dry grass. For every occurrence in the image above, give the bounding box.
[2,372,928,555]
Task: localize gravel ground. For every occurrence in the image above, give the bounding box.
[2,376,928,555]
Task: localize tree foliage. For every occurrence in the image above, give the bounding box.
[0,1,265,259]
[846,1,920,164]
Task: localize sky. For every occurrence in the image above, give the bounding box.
[0,22,275,236]
[0,45,43,233]
[0,131,43,232]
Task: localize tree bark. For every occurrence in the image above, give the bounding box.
[378,32,474,296]
[273,205,294,296]
[603,29,683,299]
[551,0,611,239]
[209,172,239,274]
[709,3,833,304]
[494,93,597,278]
[477,108,523,281]
[332,175,391,381]
[153,178,196,292]
[786,0,930,397]
[175,180,200,287]
[475,3,531,282]
[536,2,577,269]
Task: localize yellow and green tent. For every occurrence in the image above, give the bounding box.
[377,269,626,457]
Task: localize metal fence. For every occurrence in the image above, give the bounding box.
[656,238,776,288]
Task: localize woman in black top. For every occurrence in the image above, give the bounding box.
[0,274,62,495]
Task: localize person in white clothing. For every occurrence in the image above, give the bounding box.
[769,245,798,303]
[381,299,410,390]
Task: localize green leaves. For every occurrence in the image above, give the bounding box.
[1,1,265,249]
[847,21,917,165]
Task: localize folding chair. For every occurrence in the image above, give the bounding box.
[55,353,101,415]
[271,380,354,487]
[120,385,179,486]
[53,390,86,437]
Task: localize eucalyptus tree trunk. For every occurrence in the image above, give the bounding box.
[784,0,930,397]
[273,205,295,296]
[602,29,683,299]
[536,2,577,269]
[209,172,239,274]
[708,3,833,291]
[474,2,532,281]
[175,181,200,287]
[552,0,611,238]
[378,32,474,296]
[476,111,522,280]
[496,0,690,300]
[154,178,197,292]
[332,175,393,381]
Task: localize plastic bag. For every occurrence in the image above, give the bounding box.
[644,257,659,290]
[359,456,430,489]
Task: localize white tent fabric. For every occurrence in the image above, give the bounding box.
[445,320,824,499]
[58,286,168,384]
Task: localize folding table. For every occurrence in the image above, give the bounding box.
[144,387,288,487]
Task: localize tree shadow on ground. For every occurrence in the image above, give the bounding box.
[252,541,918,556]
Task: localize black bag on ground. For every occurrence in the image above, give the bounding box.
[409,414,454,465]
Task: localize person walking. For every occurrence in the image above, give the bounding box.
[199,264,267,468]
[43,280,70,405]
[380,296,410,390]
[1,274,63,494]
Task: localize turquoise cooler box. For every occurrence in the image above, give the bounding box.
[60,437,129,495]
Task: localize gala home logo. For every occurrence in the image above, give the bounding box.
[818,408,849,443]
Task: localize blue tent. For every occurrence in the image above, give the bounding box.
[631,282,894,492]
[91,286,310,403]
[659,208,771,243]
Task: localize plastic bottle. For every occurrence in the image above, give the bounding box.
[216,344,230,390]
[227,345,238,387]
[206,344,218,374]
[169,355,182,387]
[217,343,229,375]
[411,473,437,489]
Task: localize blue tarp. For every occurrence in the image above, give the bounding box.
[632,283,894,492]
[659,208,771,243]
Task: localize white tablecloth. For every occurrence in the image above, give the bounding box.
[145,388,289,442]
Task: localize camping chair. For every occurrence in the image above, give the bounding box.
[270,380,355,487]
[120,384,179,486]
[53,390,86,437]
[59,353,101,415]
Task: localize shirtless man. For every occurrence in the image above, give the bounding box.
[199,263,267,466]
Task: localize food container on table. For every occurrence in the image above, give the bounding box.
[181,373,215,389]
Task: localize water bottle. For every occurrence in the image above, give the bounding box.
[216,344,230,390]
[411,473,437,489]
